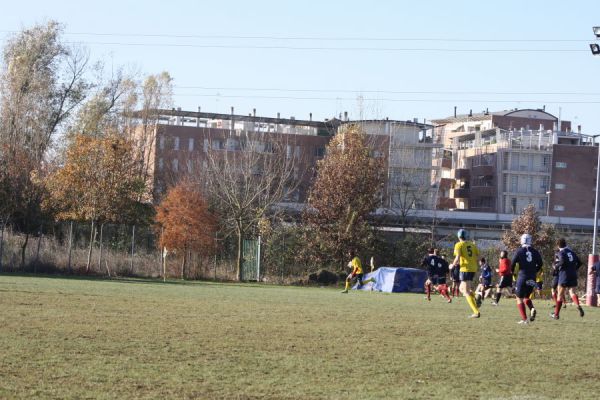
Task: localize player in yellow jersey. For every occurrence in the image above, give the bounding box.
[530,268,544,299]
[341,250,376,293]
[452,229,481,318]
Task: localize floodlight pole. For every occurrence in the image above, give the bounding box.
[587,27,600,306]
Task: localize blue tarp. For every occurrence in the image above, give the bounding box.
[353,267,427,293]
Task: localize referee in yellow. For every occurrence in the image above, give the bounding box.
[452,229,481,318]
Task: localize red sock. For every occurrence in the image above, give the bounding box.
[524,298,534,310]
[441,288,451,300]
[517,302,527,320]
[555,300,563,317]
[571,294,580,306]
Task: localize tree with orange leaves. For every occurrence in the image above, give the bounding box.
[155,181,218,279]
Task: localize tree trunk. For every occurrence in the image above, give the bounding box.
[97,223,104,272]
[34,227,42,273]
[162,247,167,282]
[86,220,95,273]
[0,221,5,272]
[236,226,243,281]
[67,221,73,273]
[130,225,136,272]
[20,233,29,270]
[181,251,186,280]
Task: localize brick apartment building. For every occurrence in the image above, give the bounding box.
[143,109,432,209]
[432,108,599,218]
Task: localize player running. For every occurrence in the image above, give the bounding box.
[475,257,493,307]
[550,238,584,319]
[511,234,543,324]
[492,250,513,305]
[341,251,376,293]
[452,229,481,318]
[450,260,461,297]
[422,248,452,302]
[590,259,600,305]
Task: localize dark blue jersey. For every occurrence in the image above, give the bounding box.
[554,248,582,274]
[422,255,437,278]
[480,264,492,285]
[436,257,450,276]
[511,246,543,280]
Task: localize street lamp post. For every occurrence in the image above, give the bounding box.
[546,191,551,216]
[588,29,600,306]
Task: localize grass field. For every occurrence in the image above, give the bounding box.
[1,275,599,399]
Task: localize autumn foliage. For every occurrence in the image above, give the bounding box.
[302,124,385,269]
[155,182,217,257]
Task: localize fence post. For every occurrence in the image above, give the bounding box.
[67,221,73,273]
[257,235,261,282]
[130,225,136,272]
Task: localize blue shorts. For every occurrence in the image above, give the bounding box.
[515,277,536,298]
[558,271,577,288]
[460,272,475,282]
[535,282,543,290]
[552,275,559,289]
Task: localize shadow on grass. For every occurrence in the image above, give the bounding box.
[0,272,301,290]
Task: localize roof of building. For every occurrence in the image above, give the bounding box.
[431,108,558,124]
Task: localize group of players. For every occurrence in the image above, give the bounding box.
[342,228,600,323]
[423,229,587,323]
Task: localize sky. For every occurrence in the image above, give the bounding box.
[2,0,600,132]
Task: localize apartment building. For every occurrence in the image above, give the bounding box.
[431,108,593,216]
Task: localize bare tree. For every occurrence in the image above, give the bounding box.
[0,21,90,267]
[200,131,300,281]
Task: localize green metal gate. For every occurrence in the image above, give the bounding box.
[242,237,261,281]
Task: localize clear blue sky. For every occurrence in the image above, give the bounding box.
[2,0,600,132]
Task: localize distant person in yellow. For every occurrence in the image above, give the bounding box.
[341,250,376,293]
[452,229,481,318]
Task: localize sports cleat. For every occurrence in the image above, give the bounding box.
[530,308,537,322]
[550,313,559,320]
[578,306,585,318]
[371,278,377,284]
[468,313,481,319]
[491,302,498,306]
[447,298,452,303]
[518,319,529,325]
[341,290,348,294]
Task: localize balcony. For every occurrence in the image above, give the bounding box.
[470,186,496,197]
[439,178,454,190]
[454,168,470,180]
[450,187,470,199]
[472,164,494,176]
[437,197,456,209]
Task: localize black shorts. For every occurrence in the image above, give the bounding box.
[498,275,513,288]
[558,271,577,288]
[515,277,536,298]
[354,273,364,285]
[535,282,543,290]
[460,272,475,282]
[432,276,447,285]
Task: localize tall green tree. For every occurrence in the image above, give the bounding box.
[302,124,385,269]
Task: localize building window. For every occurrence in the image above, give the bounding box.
[539,198,546,211]
[203,139,209,152]
[159,137,165,150]
[188,138,194,151]
[555,183,566,190]
[511,197,517,213]
[553,205,565,212]
[174,137,180,150]
[172,158,178,172]
[542,155,550,167]
[511,176,518,192]
[314,147,325,158]
[555,161,567,168]
[158,158,164,171]
[528,177,533,193]
[187,159,193,173]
